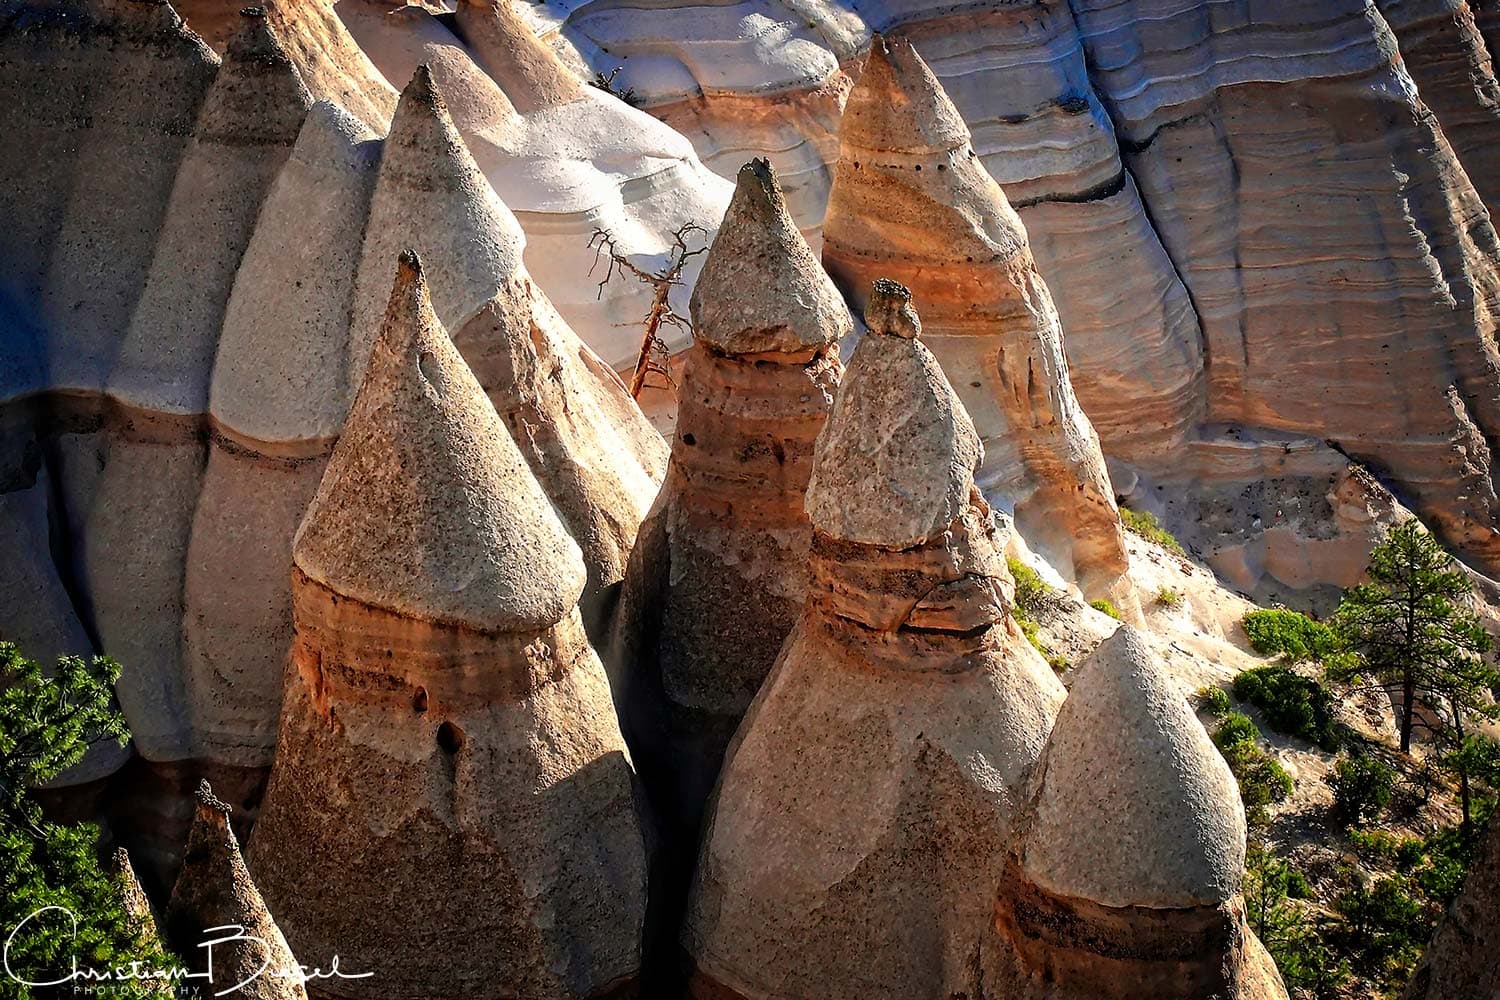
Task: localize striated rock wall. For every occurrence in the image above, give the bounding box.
[541,0,1500,588]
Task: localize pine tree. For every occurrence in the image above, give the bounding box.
[0,642,176,999]
[1332,522,1494,757]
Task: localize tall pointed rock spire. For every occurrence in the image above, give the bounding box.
[296,249,584,630]
[166,782,307,1000]
[353,65,667,638]
[109,4,312,414]
[453,0,586,112]
[684,280,1064,1000]
[348,64,524,384]
[249,251,647,999]
[989,626,1287,998]
[805,278,979,549]
[614,162,848,957]
[824,35,1134,608]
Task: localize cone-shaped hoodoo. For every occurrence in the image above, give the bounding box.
[682,280,1065,1000]
[823,35,1133,607]
[247,252,647,1000]
[988,626,1288,999]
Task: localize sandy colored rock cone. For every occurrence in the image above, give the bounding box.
[248,252,646,1000]
[1402,814,1500,999]
[987,626,1286,999]
[453,0,585,113]
[165,782,307,1000]
[109,5,311,415]
[683,280,1065,1000]
[613,158,848,977]
[353,67,667,634]
[823,35,1131,604]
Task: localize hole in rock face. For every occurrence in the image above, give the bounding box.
[681,432,697,446]
[418,350,441,393]
[413,687,429,714]
[437,721,464,755]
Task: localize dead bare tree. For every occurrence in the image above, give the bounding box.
[588,223,709,398]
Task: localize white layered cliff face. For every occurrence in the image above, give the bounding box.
[536,0,1500,584]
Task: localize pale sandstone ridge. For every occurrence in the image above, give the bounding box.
[1401,815,1500,1000]
[165,782,307,1000]
[356,64,667,635]
[614,159,848,937]
[175,0,399,130]
[988,625,1286,999]
[684,283,1065,1000]
[249,252,646,1000]
[453,0,586,113]
[294,250,585,631]
[350,64,523,386]
[822,36,1132,603]
[183,101,383,767]
[335,0,732,373]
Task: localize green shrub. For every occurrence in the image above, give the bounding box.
[1348,828,1422,866]
[1214,714,1292,821]
[1214,711,1260,750]
[1155,587,1182,608]
[1,643,177,996]
[1232,664,1343,751]
[1198,685,1233,718]
[1242,608,1342,663]
[1006,556,1052,619]
[1330,754,1397,826]
[1120,506,1185,554]
[1089,598,1122,620]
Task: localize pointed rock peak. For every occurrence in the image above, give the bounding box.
[401,61,445,114]
[844,34,970,155]
[170,782,307,1000]
[295,251,587,633]
[865,277,921,339]
[224,5,291,67]
[112,848,157,927]
[691,158,853,356]
[454,0,585,112]
[805,285,979,548]
[1021,625,1247,910]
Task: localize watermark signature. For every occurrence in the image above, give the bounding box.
[6,907,373,996]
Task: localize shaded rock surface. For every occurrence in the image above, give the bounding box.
[1402,815,1500,1000]
[247,253,647,1000]
[165,782,307,1000]
[683,281,1065,1000]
